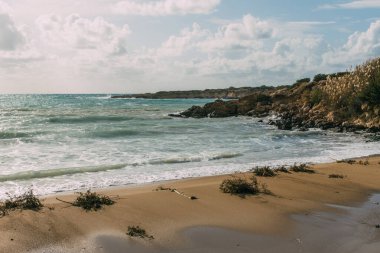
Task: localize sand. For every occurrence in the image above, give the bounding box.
[1,156,380,252]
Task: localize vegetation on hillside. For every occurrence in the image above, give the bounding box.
[322,58,380,112]
[176,57,380,132]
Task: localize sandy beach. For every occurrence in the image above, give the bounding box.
[1,156,380,253]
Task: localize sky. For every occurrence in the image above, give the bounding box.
[0,0,380,94]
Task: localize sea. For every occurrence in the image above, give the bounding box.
[0,94,379,198]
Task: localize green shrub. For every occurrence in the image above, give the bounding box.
[297,78,311,83]
[358,68,380,105]
[310,88,324,106]
[252,166,276,177]
[313,74,328,82]
[292,78,310,87]
[73,190,115,211]
[329,72,350,78]
[290,164,315,173]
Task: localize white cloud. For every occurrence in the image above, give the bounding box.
[0,5,25,50]
[324,20,380,65]
[199,15,274,54]
[2,0,117,23]
[0,2,42,66]
[157,23,209,57]
[344,20,380,54]
[35,14,130,56]
[144,15,331,86]
[320,0,380,9]
[114,0,220,16]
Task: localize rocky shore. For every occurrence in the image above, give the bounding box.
[170,58,380,133]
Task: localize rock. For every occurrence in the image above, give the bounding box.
[179,106,207,118]
[168,113,184,118]
[204,100,238,118]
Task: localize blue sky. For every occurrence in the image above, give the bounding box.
[0,0,379,93]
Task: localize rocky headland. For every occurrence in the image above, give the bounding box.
[171,58,380,133]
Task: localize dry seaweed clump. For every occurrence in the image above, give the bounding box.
[220,175,271,197]
[127,226,154,239]
[0,190,43,217]
[329,174,345,179]
[274,166,291,173]
[73,190,115,211]
[358,160,370,165]
[290,164,315,174]
[337,159,356,164]
[252,166,276,177]
[220,176,260,196]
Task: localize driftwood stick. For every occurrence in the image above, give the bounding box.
[173,189,197,200]
[56,197,74,205]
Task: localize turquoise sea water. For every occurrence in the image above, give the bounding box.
[0,94,379,198]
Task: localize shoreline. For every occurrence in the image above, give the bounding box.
[41,152,379,200]
[1,155,380,252]
[21,149,380,201]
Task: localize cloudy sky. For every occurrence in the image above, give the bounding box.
[0,0,379,93]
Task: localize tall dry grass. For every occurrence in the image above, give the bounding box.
[322,58,380,110]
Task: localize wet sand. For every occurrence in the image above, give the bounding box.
[1,156,380,252]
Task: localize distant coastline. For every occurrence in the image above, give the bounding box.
[111,86,278,99]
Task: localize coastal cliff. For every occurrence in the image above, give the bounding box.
[172,58,380,132]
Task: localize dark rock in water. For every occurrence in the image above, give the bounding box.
[175,100,238,118]
[168,113,184,118]
[180,106,207,118]
[203,100,238,118]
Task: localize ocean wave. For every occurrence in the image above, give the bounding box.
[90,129,141,138]
[0,164,127,182]
[209,153,243,160]
[0,152,242,182]
[147,152,242,165]
[48,115,132,124]
[0,131,30,139]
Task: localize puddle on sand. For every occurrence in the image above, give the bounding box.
[180,194,380,253]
